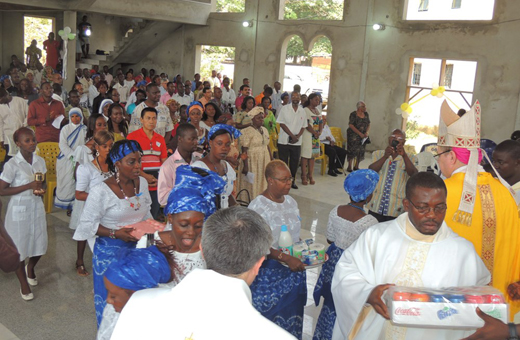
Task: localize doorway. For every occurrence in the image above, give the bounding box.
[24,16,55,67]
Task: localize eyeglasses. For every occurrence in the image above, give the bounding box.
[433,149,451,158]
[272,177,293,184]
[407,199,447,214]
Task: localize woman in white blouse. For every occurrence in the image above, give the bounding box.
[312,169,380,340]
[69,130,114,277]
[247,160,307,338]
[73,139,152,327]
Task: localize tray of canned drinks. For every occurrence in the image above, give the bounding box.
[281,239,329,269]
[385,286,508,328]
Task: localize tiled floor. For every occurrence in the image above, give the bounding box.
[0,159,367,340]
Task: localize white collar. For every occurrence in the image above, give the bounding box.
[451,164,485,176]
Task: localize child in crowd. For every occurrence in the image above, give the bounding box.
[55,108,86,215]
[0,127,47,301]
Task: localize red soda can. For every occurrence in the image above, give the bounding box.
[393,292,411,301]
[483,294,504,303]
[465,295,485,303]
[410,293,430,302]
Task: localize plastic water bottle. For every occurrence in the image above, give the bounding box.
[278,225,293,256]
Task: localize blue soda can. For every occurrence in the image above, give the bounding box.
[430,294,445,303]
[447,294,465,303]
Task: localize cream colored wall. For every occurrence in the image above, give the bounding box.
[75,13,127,57]
[130,0,520,149]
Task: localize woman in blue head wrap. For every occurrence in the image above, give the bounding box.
[97,245,174,340]
[193,124,241,209]
[73,139,154,327]
[312,169,380,340]
[55,107,87,214]
[153,165,225,287]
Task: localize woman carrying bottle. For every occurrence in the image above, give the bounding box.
[247,159,306,339]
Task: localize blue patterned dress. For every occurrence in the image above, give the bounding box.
[249,194,306,339]
[73,178,152,326]
[251,259,307,339]
[312,207,378,340]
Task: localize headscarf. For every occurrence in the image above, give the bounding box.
[344,169,380,202]
[246,106,264,119]
[58,108,86,160]
[92,74,100,80]
[136,80,147,87]
[104,245,171,291]
[165,165,226,220]
[208,124,241,141]
[187,101,204,116]
[0,75,9,83]
[68,107,84,120]
[109,140,142,164]
[281,92,289,100]
[166,98,179,108]
[99,99,113,114]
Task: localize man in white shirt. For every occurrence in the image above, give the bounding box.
[129,84,173,137]
[112,206,296,340]
[331,172,490,340]
[113,73,130,104]
[277,91,307,189]
[221,77,236,112]
[492,140,520,201]
[185,80,194,101]
[209,69,220,88]
[79,68,92,99]
[320,116,347,176]
[172,81,191,107]
[271,80,282,114]
[0,88,28,158]
[102,65,113,87]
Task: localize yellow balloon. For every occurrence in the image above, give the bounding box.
[431,89,439,96]
[405,107,413,114]
[439,86,446,93]
[400,103,409,111]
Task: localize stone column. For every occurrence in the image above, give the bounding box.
[63,11,77,91]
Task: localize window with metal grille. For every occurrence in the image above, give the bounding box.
[444,64,454,88]
[412,63,422,85]
[418,0,429,12]
[452,0,462,9]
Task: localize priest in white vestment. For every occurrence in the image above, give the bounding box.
[331,172,491,340]
[111,206,296,340]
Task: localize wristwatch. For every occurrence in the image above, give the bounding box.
[508,323,519,340]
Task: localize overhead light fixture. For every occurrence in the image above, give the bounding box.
[242,20,253,28]
[373,23,385,31]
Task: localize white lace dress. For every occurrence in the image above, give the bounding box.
[326,205,379,249]
[153,230,206,288]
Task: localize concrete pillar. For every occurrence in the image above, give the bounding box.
[63,11,77,91]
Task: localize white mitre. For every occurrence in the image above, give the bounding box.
[438,100,519,224]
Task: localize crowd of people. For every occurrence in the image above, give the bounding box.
[1,49,520,340]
